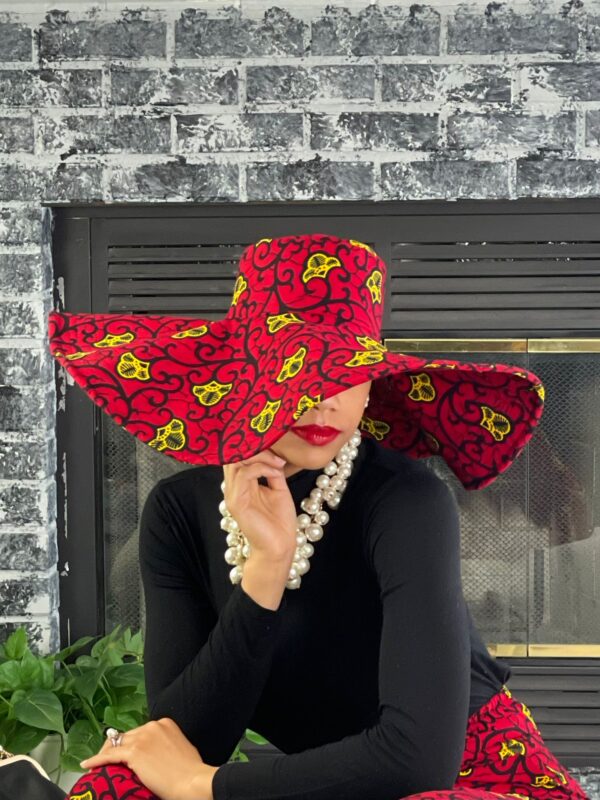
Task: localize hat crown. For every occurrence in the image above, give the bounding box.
[225,234,386,338]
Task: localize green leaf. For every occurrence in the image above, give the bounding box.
[38,660,55,691]
[245,729,270,745]
[109,693,147,716]
[91,627,122,660]
[7,689,27,720]
[4,628,27,660]
[63,719,103,764]
[0,660,22,691]
[13,689,65,735]
[75,655,97,669]
[5,723,47,754]
[106,663,144,688]
[73,665,106,705]
[19,650,42,689]
[103,707,140,731]
[53,636,96,664]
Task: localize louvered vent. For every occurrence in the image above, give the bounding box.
[390,239,600,333]
[107,243,248,314]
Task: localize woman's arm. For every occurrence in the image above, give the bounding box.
[209,470,471,800]
[139,480,287,766]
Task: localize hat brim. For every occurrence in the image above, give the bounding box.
[48,310,544,490]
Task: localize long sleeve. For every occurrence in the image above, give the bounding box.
[211,470,471,800]
[138,482,287,766]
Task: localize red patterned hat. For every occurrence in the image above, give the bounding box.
[48,233,545,490]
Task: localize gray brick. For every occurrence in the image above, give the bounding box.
[311,5,439,56]
[0,437,55,480]
[247,65,375,103]
[0,301,45,337]
[447,111,576,153]
[110,161,239,202]
[570,768,600,800]
[0,254,50,294]
[177,112,302,152]
[0,531,56,571]
[0,70,102,107]
[246,157,374,201]
[39,10,166,60]
[175,7,304,57]
[40,114,171,155]
[0,117,34,153]
[0,163,103,202]
[382,64,510,103]
[311,112,438,150]
[381,160,509,200]
[0,22,32,61]
[585,110,600,146]
[0,385,53,433]
[0,349,52,385]
[111,66,238,106]
[0,572,58,616]
[0,616,58,655]
[521,64,600,103]
[448,6,578,55]
[44,163,104,202]
[0,206,44,245]
[585,12,600,52]
[517,158,600,197]
[0,164,43,201]
[38,69,102,106]
[0,483,46,526]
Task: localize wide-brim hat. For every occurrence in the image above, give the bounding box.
[48,233,545,491]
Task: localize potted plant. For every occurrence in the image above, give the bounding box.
[0,625,269,790]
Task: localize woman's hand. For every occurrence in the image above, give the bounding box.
[222,449,298,560]
[79,719,219,800]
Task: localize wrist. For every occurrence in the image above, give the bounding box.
[189,764,219,800]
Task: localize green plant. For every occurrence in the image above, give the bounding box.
[0,625,269,777]
[0,625,146,775]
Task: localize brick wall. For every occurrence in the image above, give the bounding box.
[0,1,598,786]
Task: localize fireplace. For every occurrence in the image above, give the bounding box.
[53,200,600,764]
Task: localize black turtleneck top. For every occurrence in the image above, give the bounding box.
[138,436,510,800]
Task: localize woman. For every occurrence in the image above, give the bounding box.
[48,235,587,800]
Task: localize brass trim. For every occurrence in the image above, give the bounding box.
[384,339,527,353]
[527,644,600,658]
[486,643,600,657]
[487,644,528,658]
[528,339,600,353]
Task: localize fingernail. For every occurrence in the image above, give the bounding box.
[80,760,89,767]
[276,457,285,464]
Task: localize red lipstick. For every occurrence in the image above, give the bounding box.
[291,425,341,446]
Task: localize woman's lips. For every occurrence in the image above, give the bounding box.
[291,426,341,446]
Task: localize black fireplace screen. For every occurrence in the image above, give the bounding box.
[53,200,600,763]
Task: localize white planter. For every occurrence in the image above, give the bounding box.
[29,733,83,793]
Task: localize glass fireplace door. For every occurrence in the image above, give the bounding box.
[102,338,600,657]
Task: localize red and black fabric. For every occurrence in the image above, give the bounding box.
[66,687,587,800]
[48,234,545,490]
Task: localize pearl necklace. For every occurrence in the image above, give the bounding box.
[219,428,363,590]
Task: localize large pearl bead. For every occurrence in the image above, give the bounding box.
[230,565,243,583]
[295,557,310,575]
[305,524,323,542]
